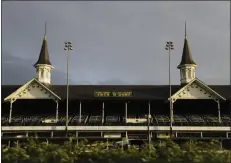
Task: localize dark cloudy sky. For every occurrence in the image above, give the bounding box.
[2,1,230,85]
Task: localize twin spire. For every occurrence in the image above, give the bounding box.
[34,22,52,67]
[184,21,187,39]
[177,22,197,69]
[33,22,197,85]
[44,22,47,40]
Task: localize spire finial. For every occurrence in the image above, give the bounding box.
[185,21,187,39]
[44,22,47,40]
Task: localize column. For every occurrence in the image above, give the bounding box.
[171,99,174,123]
[51,132,54,138]
[148,101,151,149]
[125,102,128,124]
[9,101,13,123]
[217,100,221,123]
[79,101,82,123]
[102,102,105,124]
[56,101,59,122]
[170,98,174,138]
[125,102,128,138]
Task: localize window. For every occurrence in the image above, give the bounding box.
[41,70,44,78]
[187,69,191,78]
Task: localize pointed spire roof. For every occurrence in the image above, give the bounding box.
[177,22,197,69]
[34,22,52,67]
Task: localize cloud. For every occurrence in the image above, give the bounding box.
[2,2,230,85]
[2,52,75,85]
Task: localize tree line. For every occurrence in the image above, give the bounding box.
[2,138,230,163]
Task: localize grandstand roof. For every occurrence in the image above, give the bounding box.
[2,85,231,101]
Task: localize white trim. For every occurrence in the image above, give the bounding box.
[170,78,226,101]
[4,78,61,102]
[1,126,230,132]
[34,78,61,100]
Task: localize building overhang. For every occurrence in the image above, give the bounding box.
[4,78,61,103]
[168,78,226,102]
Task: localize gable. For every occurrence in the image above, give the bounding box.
[16,83,56,100]
[172,82,215,100]
[4,78,61,102]
[171,78,226,101]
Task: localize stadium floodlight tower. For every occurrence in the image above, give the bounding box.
[165,41,174,138]
[64,41,73,133]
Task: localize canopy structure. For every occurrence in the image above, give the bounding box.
[169,78,226,123]
[4,78,61,123]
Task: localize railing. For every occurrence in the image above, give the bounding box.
[2,114,230,127]
[2,126,231,132]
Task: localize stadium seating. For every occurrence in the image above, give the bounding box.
[185,115,206,126]
[173,115,188,126]
[2,113,230,127]
[88,115,102,126]
[221,115,231,126]
[70,115,88,125]
[154,115,170,126]
[105,116,120,126]
[203,115,221,126]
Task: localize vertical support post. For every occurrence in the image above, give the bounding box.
[79,101,82,123]
[200,132,203,138]
[106,139,109,150]
[102,102,105,124]
[220,140,223,149]
[76,131,78,138]
[125,102,128,124]
[169,46,172,139]
[35,133,38,139]
[56,100,59,122]
[170,99,174,138]
[9,101,13,123]
[148,101,151,150]
[216,100,221,123]
[51,132,54,138]
[16,140,19,148]
[125,102,128,138]
[171,100,174,123]
[76,131,79,146]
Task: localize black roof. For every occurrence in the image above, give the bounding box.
[177,38,197,68]
[2,85,231,101]
[34,36,52,67]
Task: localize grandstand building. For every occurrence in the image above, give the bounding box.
[1,24,231,146]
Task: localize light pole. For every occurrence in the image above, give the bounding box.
[64,41,73,134]
[165,41,174,138]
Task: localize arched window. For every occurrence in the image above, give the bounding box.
[41,70,44,78]
[46,70,49,78]
[188,69,191,78]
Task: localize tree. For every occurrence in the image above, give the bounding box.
[2,145,29,163]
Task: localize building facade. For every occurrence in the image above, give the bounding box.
[1,24,231,146]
